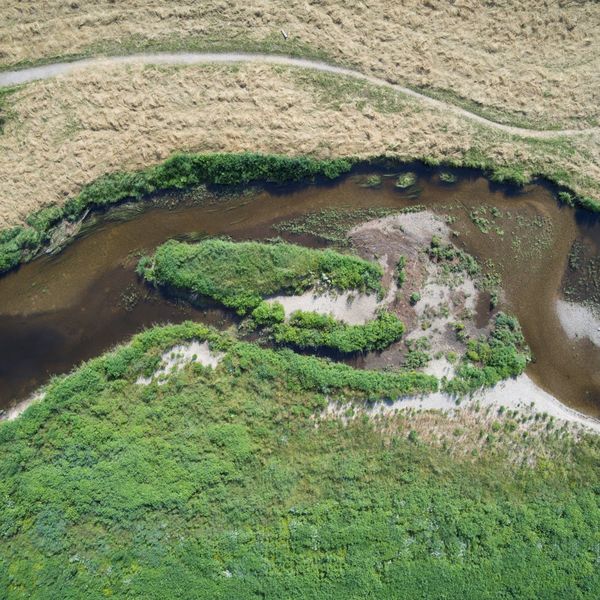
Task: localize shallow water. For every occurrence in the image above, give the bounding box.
[0,168,598,415]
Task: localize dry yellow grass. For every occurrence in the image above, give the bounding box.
[1,0,599,128]
[0,62,598,228]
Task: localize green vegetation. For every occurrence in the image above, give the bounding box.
[274,207,398,246]
[0,152,353,275]
[409,291,421,305]
[273,310,404,353]
[445,312,531,394]
[359,174,383,187]
[0,321,598,598]
[439,171,458,184]
[138,239,382,314]
[404,349,431,369]
[395,255,406,287]
[427,236,480,277]
[395,172,417,189]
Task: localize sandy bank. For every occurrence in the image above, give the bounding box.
[324,373,600,435]
[556,299,600,348]
[268,289,380,325]
[137,341,224,385]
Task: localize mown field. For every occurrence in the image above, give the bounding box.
[1,322,599,598]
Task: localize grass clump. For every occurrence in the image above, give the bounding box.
[274,207,397,245]
[138,239,383,314]
[272,310,404,353]
[445,312,531,394]
[396,255,406,287]
[439,171,458,184]
[395,172,417,189]
[427,236,480,276]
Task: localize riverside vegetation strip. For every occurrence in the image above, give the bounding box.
[0,61,599,230]
[0,321,598,598]
[0,152,351,275]
[0,151,598,278]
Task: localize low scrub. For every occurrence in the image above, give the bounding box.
[272,309,404,353]
[444,312,531,394]
[138,238,382,314]
[0,321,598,598]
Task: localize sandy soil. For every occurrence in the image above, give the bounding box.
[0,62,599,229]
[323,373,600,435]
[1,391,45,422]
[556,299,600,347]
[348,212,483,367]
[1,1,598,128]
[268,290,379,325]
[136,341,224,385]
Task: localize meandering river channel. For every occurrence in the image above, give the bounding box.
[0,168,598,415]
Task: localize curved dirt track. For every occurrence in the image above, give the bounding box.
[0,52,597,139]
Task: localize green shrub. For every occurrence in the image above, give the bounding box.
[138,239,383,314]
[445,312,531,395]
[251,301,285,326]
[273,310,404,353]
[409,292,421,305]
[404,350,430,369]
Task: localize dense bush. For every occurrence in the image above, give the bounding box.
[138,239,382,314]
[0,321,598,598]
[272,309,404,353]
[444,312,531,394]
[250,301,285,326]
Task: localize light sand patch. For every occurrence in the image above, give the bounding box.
[423,357,455,379]
[556,299,600,347]
[350,211,450,250]
[268,290,379,325]
[137,340,224,385]
[1,391,46,422]
[323,374,600,434]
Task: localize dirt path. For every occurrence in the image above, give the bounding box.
[1,52,597,139]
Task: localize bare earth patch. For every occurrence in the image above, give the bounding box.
[556,299,600,348]
[136,341,224,385]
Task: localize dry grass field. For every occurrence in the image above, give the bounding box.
[0,61,598,228]
[1,0,599,128]
[0,2,599,227]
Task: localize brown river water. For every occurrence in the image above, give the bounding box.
[0,168,599,416]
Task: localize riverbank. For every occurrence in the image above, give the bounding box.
[0,61,598,231]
